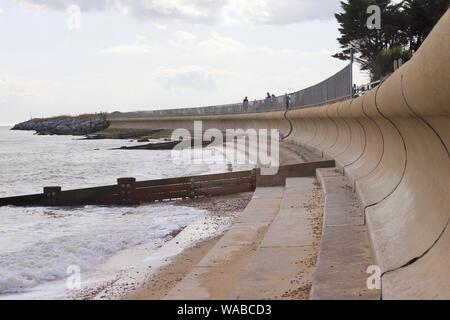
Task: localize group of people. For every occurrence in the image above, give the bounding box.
[243,92,290,109]
[265,92,277,103]
[242,92,277,104]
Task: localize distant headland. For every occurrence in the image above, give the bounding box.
[11,113,109,136]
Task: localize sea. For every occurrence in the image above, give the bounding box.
[0,126,253,299]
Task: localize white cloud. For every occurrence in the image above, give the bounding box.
[128,0,228,24]
[168,31,245,55]
[0,75,26,104]
[152,22,167,30]
[114,1,130,15]
[0,74,60,114]
[257,46,336,57]
[99,35,152,54]
[16,0,340,25]
[199,33,245,54]
[257,46,296,55]
[17,0,113,11]
[228,0,340,25]
[154,65,219,91]
[16,0,49,12]
[169,30,197,47]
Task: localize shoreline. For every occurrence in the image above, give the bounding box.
[70,192,253,300]
[126,236,220,300]
[124,193,255,300]
[123,179,323,300]
[0,193,253,301]
[0,129,305,300]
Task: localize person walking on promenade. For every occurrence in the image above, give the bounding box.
[271,94,277,105]
[285,93,290,109]
[243,96,249,108]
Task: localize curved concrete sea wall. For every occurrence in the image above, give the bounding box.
[108,10,450,299]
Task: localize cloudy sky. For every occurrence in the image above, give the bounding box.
[0,0,369,124]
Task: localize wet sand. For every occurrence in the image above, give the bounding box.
[126,237,220,300]
[120,192,253,300]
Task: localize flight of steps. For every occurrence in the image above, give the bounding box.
[310,168,381,300]
[228,177,320,299]
[165,177,321,300]
[164,168,381,300]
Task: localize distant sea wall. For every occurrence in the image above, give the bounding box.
[11,117,109,136]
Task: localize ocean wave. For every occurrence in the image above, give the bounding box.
[0,205,203,294]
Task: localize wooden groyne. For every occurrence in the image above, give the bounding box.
[0,160,335,207]
[0,171,256,207]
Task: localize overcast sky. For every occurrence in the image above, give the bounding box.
[0,0,369,124]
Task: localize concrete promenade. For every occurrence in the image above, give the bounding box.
[165,177,324,300]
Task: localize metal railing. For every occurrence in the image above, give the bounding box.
[289,63,352,109]
[353,79,382,97]
[110,63,353,119]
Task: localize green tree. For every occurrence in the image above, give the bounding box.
[372,46,412,79]
[403,0,449,52]
[333,0,448,81]
[333,0,406,80]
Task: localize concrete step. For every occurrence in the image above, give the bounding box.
[310,168,381,300]
[164,187,284,300]
[280,141,324,162]
[228,177,323,300]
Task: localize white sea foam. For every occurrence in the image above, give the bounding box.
[0,204,203,294]
[0,128,253,296]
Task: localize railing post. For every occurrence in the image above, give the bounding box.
[117,177,137,205]
[350,49,354,98]
[44,186,61,206]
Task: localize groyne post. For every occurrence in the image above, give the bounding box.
[44,186,62,206]
[117,177,137,205]
[251,169,257,190]
[189,178,196,199]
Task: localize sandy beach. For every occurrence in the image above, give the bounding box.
[126,193,255,300]
[62,192,253,300]
[125,178,324,300]
[103,144,318,300]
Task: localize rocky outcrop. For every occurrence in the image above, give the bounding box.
[11,117,109,136]
[112,139,212,150]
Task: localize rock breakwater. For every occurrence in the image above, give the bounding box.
[11,117,109,136]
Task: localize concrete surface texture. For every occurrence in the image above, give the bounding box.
[164,187,285,300]
[108,11,450,299]
[311,168,380,300]
[165,178,324,300]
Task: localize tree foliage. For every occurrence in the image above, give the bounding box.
[403,0,450,51]
[334,0,449,80]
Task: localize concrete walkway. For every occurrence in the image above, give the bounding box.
[164,187,284,300]
[310,168,381,300]
[228,177,322,299]
[165,177,323,300]
[164,166,381,300]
